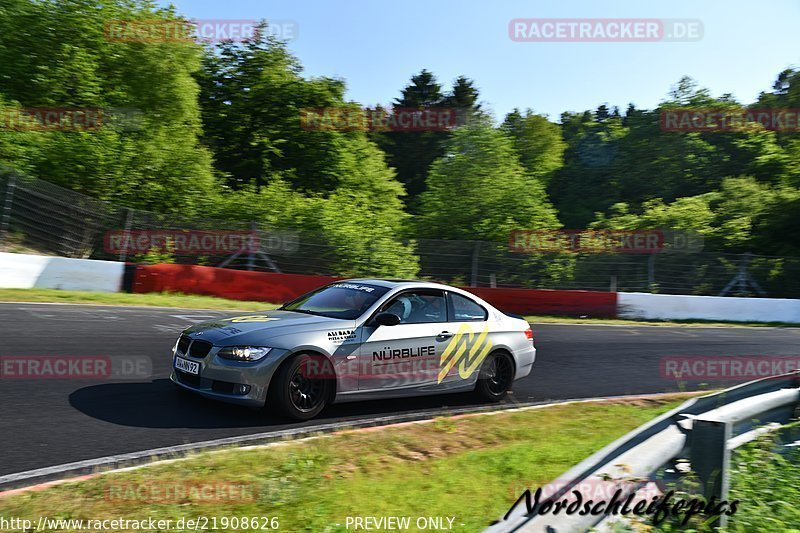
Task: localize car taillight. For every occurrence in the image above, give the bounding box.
[524,328,534,342]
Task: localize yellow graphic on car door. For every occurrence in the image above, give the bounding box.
[437,324,493,383]
[227,315,281,323]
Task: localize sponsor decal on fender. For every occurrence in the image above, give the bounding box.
[328,329,357,344]
[437,324,493,383]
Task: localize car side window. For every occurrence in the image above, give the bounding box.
[380,290,447,324]
[448,293,488,322]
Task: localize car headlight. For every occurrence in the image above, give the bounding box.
[218,346,273,362]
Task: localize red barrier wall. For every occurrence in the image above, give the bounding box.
[132,264,338,303]
[131,264,617,317]
[465,287,617,317]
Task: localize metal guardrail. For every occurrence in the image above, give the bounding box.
[487,371,800,532]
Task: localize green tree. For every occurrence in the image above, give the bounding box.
[315,137,418,277]
[197,29,350,193]
[372,70,483,207]
[548,111,627,227]
[418,123,560,242]
[501,109,565,185]
[0,0,217,213]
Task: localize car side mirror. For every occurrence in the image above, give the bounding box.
[374,312,401,326]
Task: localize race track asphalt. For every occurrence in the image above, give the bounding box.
[1,303,799,477]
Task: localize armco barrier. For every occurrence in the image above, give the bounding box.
[489,371,800,532]
[0,252,123,292]
[619,292,800,323]
[131,263,618,316]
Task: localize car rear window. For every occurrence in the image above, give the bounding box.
[448,292,488,321]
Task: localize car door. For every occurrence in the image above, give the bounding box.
[436,291,493,386]
[357,289,449,390]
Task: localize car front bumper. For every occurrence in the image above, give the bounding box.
[170,347,289,408]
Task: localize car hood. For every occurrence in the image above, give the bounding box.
[183,310,354,346]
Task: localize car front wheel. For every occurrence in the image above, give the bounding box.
[268,354,331,420]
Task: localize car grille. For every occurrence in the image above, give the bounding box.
[188,340,213,358]
[177,335,191,355]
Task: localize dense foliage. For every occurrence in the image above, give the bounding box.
[0,1,798,278]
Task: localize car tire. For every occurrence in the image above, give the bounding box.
[475,351,515,402]
[268,353,331,421]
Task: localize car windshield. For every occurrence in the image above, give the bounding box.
[281,283,390,320]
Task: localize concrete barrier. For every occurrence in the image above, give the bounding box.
[0,252,124,292]
[618,292,800,323]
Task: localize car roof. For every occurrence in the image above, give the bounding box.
[344,278,467,291]
[341,279,500,315]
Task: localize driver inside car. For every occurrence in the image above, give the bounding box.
[383,295,413,322]
[411,294,445,323]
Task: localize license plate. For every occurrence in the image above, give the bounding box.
[175,356,200,375]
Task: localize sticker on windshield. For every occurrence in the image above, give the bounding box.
[438,324,493,383]
[227,315,281,323]
[331,283,376,292]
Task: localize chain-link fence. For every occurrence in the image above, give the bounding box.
[2,167,800,297]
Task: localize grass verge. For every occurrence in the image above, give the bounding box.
[0,289,277,311]
[725,422,800,532]
[0,396,696,532]
[645,422,800,532]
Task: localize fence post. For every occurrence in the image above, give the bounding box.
[247,221,257,271]
[0,172,16,247]
[719,252,766,297]
[690,417,732,528]
[470,241,481,288]
[118,208,134,263]
[647,253,656,292]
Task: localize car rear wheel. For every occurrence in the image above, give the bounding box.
[475,351,514,402]
[268,354,331,420]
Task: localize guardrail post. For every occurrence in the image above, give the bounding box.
[690,418,732,527]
